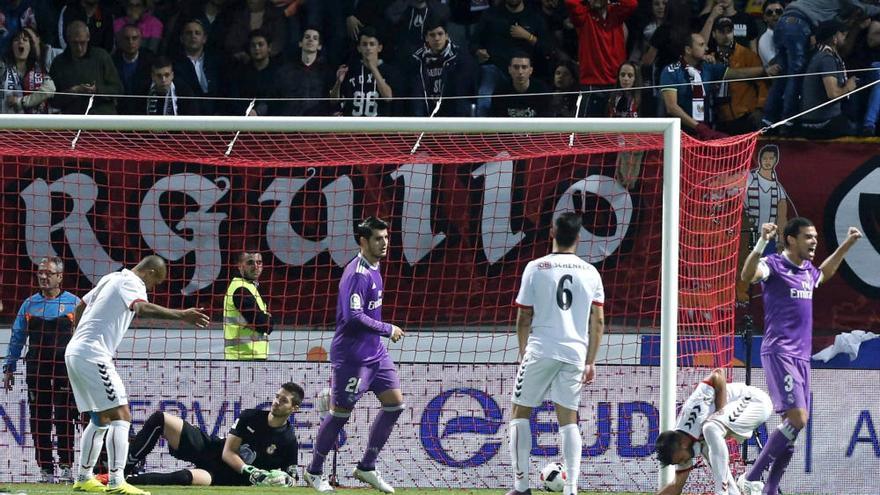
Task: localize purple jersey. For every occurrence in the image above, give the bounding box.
[331,254,392,365]
[758,253,822,361]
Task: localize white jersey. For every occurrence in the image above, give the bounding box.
[65,269,148,360]
[676,382,750,439]
[515,252,604,365]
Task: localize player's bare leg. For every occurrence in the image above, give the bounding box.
[353,388,403,494]
[507,403,534,495]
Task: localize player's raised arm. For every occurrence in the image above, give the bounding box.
[706,368,727,411]
[741,222,776,283]
[818,226,862,284]
[131,302,210,328]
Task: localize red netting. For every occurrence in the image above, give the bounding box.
[0,126,757,492]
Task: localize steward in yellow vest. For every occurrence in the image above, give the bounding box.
[223,252,273,360]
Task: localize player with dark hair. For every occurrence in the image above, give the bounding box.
[738,217,862,495]
[507,212,605,495]
[330,27,398,117]
[223,251,274,360]
[655,369,772,495]
[124,383,303,486]
[3,257,79,483]
[304,216,405,493]
[65,255,210,495]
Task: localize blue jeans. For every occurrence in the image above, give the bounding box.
[477,64,509,117]
[862,62,880,128]
[764,13,812,122]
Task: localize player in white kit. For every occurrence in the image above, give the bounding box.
[654,369,773,495]
[65,256,209,495]
[507,212,606,495]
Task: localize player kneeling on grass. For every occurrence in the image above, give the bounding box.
[124,382,303,486]
[654,369,772,495]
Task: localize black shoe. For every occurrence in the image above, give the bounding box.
[505,490,532,495]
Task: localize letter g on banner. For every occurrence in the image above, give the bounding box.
[420,388,503,467]
[824,159,880,297]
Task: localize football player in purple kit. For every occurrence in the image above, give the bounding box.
[304,216,405,494]
[737,217,862,495]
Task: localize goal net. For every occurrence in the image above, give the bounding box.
[0,116,757,492]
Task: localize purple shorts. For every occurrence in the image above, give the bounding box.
[762,353,811,414]
[331,354,401,409]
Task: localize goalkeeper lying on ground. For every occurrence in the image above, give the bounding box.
[123,382,303,487]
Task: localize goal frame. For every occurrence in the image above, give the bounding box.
[0,114,681,488]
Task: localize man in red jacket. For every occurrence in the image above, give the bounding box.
[564,0,636,116]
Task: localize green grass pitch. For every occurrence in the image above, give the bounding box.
[0,485,651,495]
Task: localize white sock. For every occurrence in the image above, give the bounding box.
[509,418,531,492]
[702,421,731,495]
[77,422,109,482]
[106,420,131,487]
[559,423,582,495]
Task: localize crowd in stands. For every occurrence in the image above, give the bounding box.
[2,0,880,138]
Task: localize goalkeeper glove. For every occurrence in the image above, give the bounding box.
[241,464,270,485]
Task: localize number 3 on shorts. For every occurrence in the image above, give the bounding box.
[345,377,362,393]
[783,374,793,392]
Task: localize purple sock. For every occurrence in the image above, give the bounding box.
[747,420,798,482]
[763,443,795,495]
[358,405,404,471]
[308,413,350,475]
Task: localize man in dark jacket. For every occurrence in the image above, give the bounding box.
[409,16,477,116]
[50,20,123,114]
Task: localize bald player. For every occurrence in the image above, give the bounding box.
[65,256,210,495]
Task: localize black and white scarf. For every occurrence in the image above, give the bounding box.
[146,82,178,115]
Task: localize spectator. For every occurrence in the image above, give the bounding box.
[2,29,56,113]
[385,0,450,65]
[564,0,637,116]
[549,59,579,117]
[645,0,695,116]
[161,0,230,56]
[659,32,774,140]
[490,52,551,117]
[758,0,783,68]
[225,0,287,65]
[2,257,79,484]
[0,0,38,56]
[763,0,880,126]
[699,0,759,52]
[22,26,63,72]
[112,24,154,115]
[860,19,880,136]
[709,16,767,134]
[331,27,398,117]
[277,27,332,116]
[145,55,198,115]
[800,19,858,138]
[472,0,549,116]
[447,0,490,52]
[408,16,477,117]
[291,0,348,68]
[631,0,667,65]
[49,20,122,114]
[608,61,644,189]
[223,252,273,361]
[58,0,118,53]
[538,0,577,64]
[228,29,282,116]
[173,19,223,115]
[112,0,163,53]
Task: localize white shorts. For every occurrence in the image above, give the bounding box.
[708,387,772,441]
[511,354,584,411]
[65,355,128,413]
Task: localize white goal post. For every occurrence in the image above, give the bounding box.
[0,114,681,489]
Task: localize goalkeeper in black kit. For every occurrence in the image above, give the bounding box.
[123,382,303,486]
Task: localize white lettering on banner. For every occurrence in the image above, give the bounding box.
[259,168,359,267]
[20,173,120,283]
[554,175,633,262]
[833,167,880,289]
[390,164,446,264]
[139,174,229,295]
[472,158,525,264]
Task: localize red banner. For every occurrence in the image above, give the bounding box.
[745,140,880,339]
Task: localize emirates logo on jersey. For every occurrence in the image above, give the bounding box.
[537,262,552,270]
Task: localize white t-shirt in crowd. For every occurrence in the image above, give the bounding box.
[65,269,148,360]
[515,253,605,365]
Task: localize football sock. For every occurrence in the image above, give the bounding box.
[746,419,800,482]
[127,469,193,485]
[77,422,109,482]
[126,411,164,474]
[764,443,795,495]
[509,418,531,492]
[702,421,731,495]
[559,423,582,495]
[308,411,350,475]
[106,420,131,487]
[359,404,405,471]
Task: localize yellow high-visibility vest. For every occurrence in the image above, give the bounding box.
[223,277,269,360]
